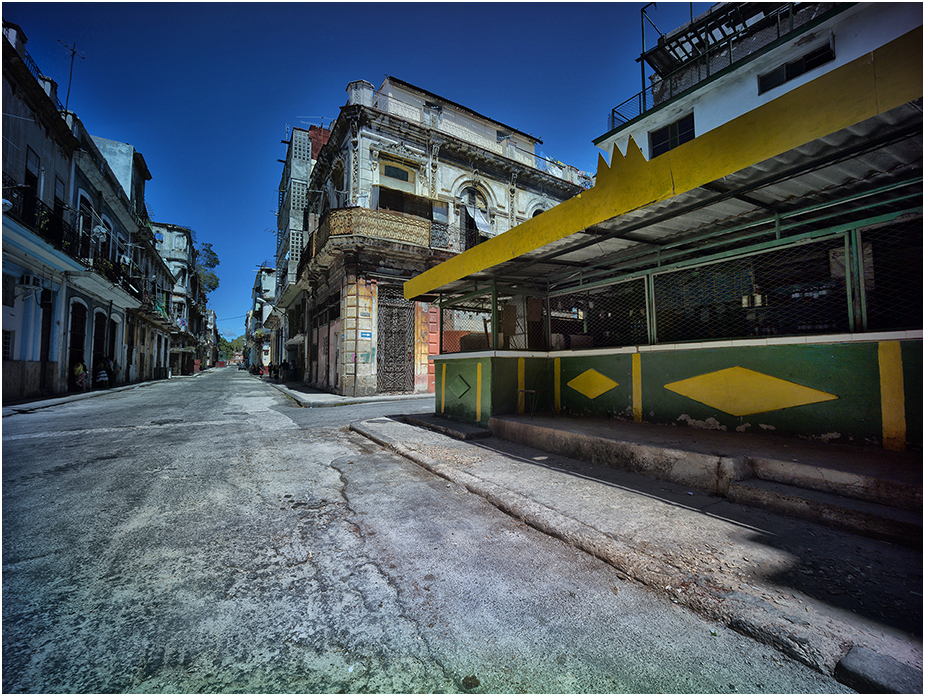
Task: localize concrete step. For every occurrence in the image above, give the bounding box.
[727,477,922,547]
[402,414,491,441]
[748,455,922,513]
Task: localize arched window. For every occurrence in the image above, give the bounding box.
[68,301,88,372]
[461,187,490,250]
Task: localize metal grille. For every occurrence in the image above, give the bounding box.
[441,302,494,353]
[377,285,414,392]
[549,279,649,350]
[436,216,921,353]
[861,218,923,332]
[654,237,852,342]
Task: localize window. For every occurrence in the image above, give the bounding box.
[650,113,695,158]
[462,187,490,250]
[3,330,13,359]
[383,165,409,182]
[78,195,93,236]
[380,160,415,193]
[758,43,836,94]
[2,274,14,307]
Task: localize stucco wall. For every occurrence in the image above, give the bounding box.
[434,338,922,449]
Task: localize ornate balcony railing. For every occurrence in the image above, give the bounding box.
[302,207,431,271]
[298,205,487,282]
[4,172,89,261]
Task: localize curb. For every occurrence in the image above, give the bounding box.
[350,419,923,691]
[262,378,433,408]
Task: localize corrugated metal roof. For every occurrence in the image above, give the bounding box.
[427,99,922,302]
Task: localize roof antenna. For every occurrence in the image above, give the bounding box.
[57,40,86,112]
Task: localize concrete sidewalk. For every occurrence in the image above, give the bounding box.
[351,413,923,693]
[1,370,207,417]
[259,375,434,408]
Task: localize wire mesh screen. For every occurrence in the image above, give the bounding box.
[655,236,852,343]
[436,217,921,354]
[549,279,648,350]
[441,304,494,353]
[861,218,923,332]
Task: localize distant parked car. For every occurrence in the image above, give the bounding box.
[238,362,246,370]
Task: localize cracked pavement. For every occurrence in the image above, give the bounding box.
[3,368,850,693]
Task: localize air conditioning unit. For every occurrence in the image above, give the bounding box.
[19,274,42,289]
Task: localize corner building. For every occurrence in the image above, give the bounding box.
[297,77,588,396]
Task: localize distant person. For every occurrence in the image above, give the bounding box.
[72,360,88,392]
[94,358,109,389]
[280,360,290,383]
[105,356,117,387]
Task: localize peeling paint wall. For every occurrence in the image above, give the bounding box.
[413,302,436,393]
[341,276,377,397]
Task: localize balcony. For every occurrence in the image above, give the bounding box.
[299,207,477,280]
[4,173,91,260]
[3,173,156,303]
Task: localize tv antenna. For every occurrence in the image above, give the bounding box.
[57,40,87,112]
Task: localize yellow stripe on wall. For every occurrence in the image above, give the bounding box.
[632,353,642,423]
[878,341,906,451]
[476,362,482,422]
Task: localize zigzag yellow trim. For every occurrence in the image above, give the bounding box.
[405,27,922,300]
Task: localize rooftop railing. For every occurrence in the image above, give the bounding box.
[608,3,807,130]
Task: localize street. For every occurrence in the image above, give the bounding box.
[2,368,849,693]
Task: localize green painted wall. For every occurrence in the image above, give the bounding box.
[437,356,493,426]
[902,341,923,445]
[435,339,921,448]
[635,343,881,442]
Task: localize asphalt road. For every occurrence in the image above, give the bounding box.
[2,368,850,693]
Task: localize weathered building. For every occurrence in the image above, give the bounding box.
[153,222,206,374]
[410,2,922,450]
[264,125,330,382]
[296,76,588,396]
[244,266,275,371]
[2,20,175,398]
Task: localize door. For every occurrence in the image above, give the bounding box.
[377,285,414,393]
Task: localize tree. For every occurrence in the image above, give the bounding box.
[218,334,245,356]
[195,242,220,299]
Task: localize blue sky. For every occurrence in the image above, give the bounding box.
[4,2,709,338]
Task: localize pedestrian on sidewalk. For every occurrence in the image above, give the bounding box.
[280,360,290,383]
[72,360,88,392]
[94,358,110,390]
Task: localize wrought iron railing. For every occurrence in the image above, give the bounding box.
[298,206,484,282]
[608,4,807,129]
[17,43,66,112]
[4,173,89,260]
[3,173,162,303]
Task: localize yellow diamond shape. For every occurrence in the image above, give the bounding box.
[567,369,619,400]
[664,366,838,416]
